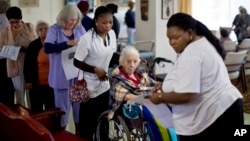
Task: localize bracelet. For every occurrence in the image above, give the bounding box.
[158,93,162,101]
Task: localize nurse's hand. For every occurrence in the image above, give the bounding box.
[94,67,108,81]
[145,93,162,105]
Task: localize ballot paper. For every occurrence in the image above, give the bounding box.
[127,94,174,128]
[61,46,78,80]
[0,45,21,60]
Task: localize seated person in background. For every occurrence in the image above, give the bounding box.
[108,46,161,119]
[219,28,232,43]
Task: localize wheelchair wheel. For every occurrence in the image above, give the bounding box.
[129,119,155,141]
[94,111,131,141]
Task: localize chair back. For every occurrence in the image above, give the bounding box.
[224,50,247,71]
[224,50,248,80]
[237,38,250,51]
[244,51,250,76]
[223,41,237,52]
[245,53,250,69]
[134,40,155,59]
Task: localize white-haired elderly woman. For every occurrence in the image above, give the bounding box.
[24,21,55,112]
[108,46,161,119]
[44,4,86,134]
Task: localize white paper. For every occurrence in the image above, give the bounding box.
[61,46,79,80]
[127,94,174,128]
[0,45,21,60]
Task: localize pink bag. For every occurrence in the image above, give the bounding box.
[69,71,89,103]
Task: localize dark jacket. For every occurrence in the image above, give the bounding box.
[112,16,120,39]
[81,15,93,31]
[23,38,43,86]
[125,10,135,28]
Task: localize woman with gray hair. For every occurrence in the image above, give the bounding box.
[232,6,250,42]
[44,4,86,134]
[24,21,55,112]
[108,46,161,119]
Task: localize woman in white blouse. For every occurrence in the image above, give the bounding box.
[147,13,244,141]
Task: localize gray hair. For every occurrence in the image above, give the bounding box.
[56,4,82,28]
[0,0,11,13]
[240,7,247,14]
[119,46,140,66]
[35,20,49,32]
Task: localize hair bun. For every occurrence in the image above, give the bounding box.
[77,0,89,13]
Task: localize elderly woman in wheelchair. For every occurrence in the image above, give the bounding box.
[94,47,175,141]
[108,46,162,120]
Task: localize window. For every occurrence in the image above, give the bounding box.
[192,0,250,30]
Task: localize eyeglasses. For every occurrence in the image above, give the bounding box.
[9,20,21,25]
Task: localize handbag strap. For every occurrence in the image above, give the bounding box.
[78,61,86,80]
[77,69,84,80]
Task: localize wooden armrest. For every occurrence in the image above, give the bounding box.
[12,104,61,114]
[33,110,65,132]
[11,104,65,131]
[31,110,65,118]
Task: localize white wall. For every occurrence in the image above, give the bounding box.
[13,0,248,75]
[10,0,64,26]
[114,7,128,39]
[135,0,177,74]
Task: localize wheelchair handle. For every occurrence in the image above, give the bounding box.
[154,57,173,64]
[150,57,174,69]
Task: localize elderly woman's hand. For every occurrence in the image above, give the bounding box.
[94,67,108,81]
[153,82,162,93]
[67,39,78,46]
[124,94,137,101]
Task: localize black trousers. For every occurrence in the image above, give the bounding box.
[79,90,110,141]
[178,98,244,141]
[29,84,55,112]
[0,59,14,107]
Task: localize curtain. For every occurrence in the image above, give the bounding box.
[178,0,192,15]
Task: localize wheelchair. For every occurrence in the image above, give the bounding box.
[94,57,176,141]
[94,101,177,141]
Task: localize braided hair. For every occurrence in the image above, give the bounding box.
[91,6,112,44]
[167,13,226,59]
